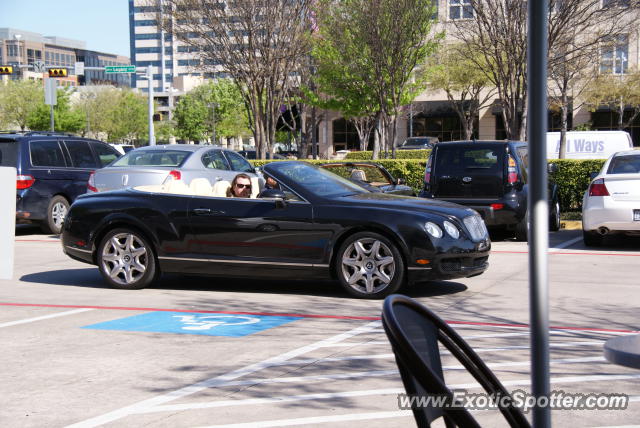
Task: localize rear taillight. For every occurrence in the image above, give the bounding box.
[424,155,433,189]
[87,171,98,192]
[589,178,609,196]
[169,170,181,181]
[490,203,504,210]
[16,175,35,190]
[507,155,518,184]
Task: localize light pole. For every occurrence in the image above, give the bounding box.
[136,68,156,145]
[209,102,218,145]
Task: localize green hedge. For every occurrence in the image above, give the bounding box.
[252,158,606,212]
[345,149,430,160]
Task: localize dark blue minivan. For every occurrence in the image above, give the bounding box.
[0,132,121,234]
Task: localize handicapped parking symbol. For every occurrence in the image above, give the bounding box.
[174,315,261,330]
[83,311,301,336]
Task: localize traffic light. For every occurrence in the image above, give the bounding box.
[0,65,13,75]
[48,68,68,78]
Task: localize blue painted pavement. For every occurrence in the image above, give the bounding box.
[82,311,300,337]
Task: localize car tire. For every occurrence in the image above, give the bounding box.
[97,228,157,290]
[583,229,603,247]
[549,200,561,232]
[335,232,405,299]
[515,213,528,242]
[41,195,70,235]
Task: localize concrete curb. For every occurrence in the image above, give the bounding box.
[561,220,582,230]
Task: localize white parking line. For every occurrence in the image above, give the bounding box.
[550,236,584,251]
[66,320,382,428]
[195,410,410,428]
[0,308,94,328]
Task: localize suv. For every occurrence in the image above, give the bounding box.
[419,141,560,241]
[0,131,121,234]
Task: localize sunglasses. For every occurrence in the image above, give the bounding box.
[235,183,251,189]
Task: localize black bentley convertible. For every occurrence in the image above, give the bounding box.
[61,161,490,298]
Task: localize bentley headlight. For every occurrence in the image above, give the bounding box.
[443,221,460,239]
[425,222,443,239]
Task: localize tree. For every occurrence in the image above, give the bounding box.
[158,0,312,159]
[547,0,640,158]
[0,80,43,131]
[173,79,251,143]
[426,44,496,140]
[452,0,528,141]
[312,0,442,158]
[27,87,85,133]
[583,68,640,130]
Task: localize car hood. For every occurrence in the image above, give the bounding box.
[332,192,479,220]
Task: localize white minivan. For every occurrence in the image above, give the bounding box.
[547,131,633,159]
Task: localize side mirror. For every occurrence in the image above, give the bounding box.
[589,171,598,180]
[396,177,406,185]
[547,163,558,174]
[259,188,287,208]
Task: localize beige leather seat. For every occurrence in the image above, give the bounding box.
[163,179,193,195]
[350,169,367,181]
[250,176,261,198]
[189,178,213,196]
[212,180,231,197]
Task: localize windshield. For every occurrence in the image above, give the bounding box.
[111,150,191,167]
[269,162,369,197]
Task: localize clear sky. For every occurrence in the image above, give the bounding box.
[1,0,131,57]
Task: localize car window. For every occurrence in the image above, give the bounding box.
[64,140,99,168]
[29,140,66,167]
[270,162,368,198]
[91,142,120,167]
[202,150,230,170]
[516,146,529,169]
[435,147,501,172]
[112,150,191,167]
[0,139,19,167]
[607,155,640,174]
[224,150,254,173]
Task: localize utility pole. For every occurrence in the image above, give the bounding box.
[147,67,156,145]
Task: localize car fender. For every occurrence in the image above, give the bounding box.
[89,211,164,256]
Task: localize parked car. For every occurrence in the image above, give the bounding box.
[237,149,287,160]
[419,141,560,241]
[398,136,439,150]
[0,131,121,234]
[320,162,416,196]
[582,150,640,246]
[109,144,136,155]
[89,145,261,193]
[62,161,490,298]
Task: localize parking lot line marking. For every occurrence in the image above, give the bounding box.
[0,308,94,328]
[66,320,381,428]
[550,236,584,251]
[493,250,640,257]
[194,410,411,428]
[322,339,604,349]
[3,302,637,334]
[138,388,405,413]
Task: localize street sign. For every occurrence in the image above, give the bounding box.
[32,61,45,73]
[44,78,57,106]
[74,61,84,76]
[105,65,136,74]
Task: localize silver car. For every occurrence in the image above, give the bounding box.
[88,145,260,193]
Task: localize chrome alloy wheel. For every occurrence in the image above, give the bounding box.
[340,238,396,295]
[51,201,67,229]
[100,233,148,285]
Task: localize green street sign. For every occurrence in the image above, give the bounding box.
[105,65,136,74]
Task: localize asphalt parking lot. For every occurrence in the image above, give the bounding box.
[1,226,639,427]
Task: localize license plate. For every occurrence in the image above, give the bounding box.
[634,210,640,221]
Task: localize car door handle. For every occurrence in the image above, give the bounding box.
[193,208,212,215]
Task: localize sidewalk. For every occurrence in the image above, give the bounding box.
[561,220,582,230]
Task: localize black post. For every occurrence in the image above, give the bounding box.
[527,1,551,427]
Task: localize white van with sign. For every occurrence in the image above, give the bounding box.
[546,131,633,159]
